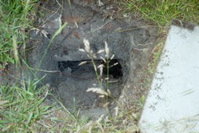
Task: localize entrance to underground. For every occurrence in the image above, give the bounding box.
[25,0,157,116]
[58,59,123,79]
[52,39,127,109]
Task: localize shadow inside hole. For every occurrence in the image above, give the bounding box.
[58,59,123,79]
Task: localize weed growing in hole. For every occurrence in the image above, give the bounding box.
[79,39,115,98]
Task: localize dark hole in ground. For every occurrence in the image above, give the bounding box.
[23,0,157,117]
[58,59,123,78]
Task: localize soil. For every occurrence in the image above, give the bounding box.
[1,0,159,120]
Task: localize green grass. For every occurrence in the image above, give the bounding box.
[0,0,55,132]
[0,0,37,68]
[122,0,199,26]
[0,79,50,132]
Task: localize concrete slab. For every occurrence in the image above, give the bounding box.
[139,23,199,133]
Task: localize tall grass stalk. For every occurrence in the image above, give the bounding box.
[80,39,112,99]
[81,39,101,84]
[38,22,67,69]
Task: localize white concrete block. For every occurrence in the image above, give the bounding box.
[139,24,199,133]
